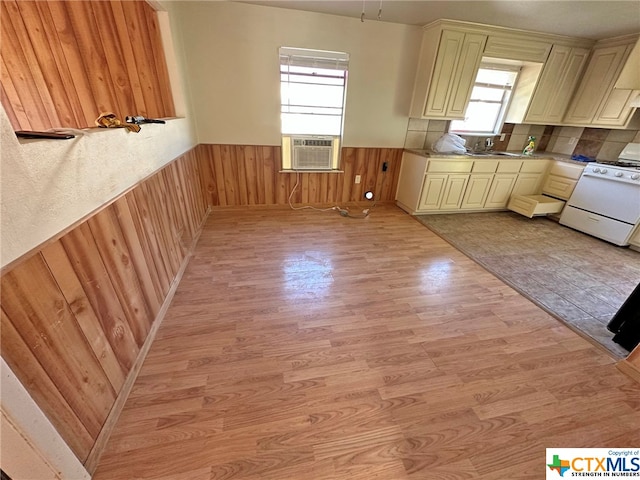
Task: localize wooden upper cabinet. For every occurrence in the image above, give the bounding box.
[409,26,487,119]
[483,35,551,63]
[0,0,176,132]
[563,37,638,128]
[524,45,590,124]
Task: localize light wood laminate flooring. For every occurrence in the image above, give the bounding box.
[93,205,640,480]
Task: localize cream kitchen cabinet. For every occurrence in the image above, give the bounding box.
[524,45,590,124]
[563,35,639,128]
[396,153,553,215]
[460,160,498,209]
[540,161,585,200]
[419,159,472,210]
[483,34,551,63]
[410,25,487,119]
[421,174,470,210]
[511,160,550,195]
[485,174,518,208]
[461,174,493,209]
[395,152,430,213]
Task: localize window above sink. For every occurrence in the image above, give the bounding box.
[449,62,520,136]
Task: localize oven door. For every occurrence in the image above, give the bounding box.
[564,173,640,224]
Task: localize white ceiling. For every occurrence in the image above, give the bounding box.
[235,0,640,40]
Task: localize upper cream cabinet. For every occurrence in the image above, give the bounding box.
[563,35,639,128]
[523,45,591,124]
[409,20,596,121]
[409,24,487,119]
[483,35,551,63]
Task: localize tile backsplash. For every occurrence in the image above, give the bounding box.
[404,118,640,160]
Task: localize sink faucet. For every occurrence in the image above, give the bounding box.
[485,137,494,151]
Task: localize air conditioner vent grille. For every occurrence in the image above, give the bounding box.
[292,136,334,170]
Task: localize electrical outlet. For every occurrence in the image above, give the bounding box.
[355,175,361,184]
[500,134,506,141]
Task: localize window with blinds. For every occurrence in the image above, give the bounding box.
[449,63,520,136]
[279,47,349,170]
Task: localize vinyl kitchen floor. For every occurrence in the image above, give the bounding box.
[415,212,640,358]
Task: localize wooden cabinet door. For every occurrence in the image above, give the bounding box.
[424,31,486,118]
[419,174,447,210]
[446,33,487,117]
[461,174,493,209]
[563,44,632,125]
[541,175,578,200]
[593,87,637,126]
[440,174,470,209]
[425,30,465,117]
[395,152,429,211]
[525,45,590,124]
[485,174,517,208]
[512,173,544,196]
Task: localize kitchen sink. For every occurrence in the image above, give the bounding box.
[465,151,523,157]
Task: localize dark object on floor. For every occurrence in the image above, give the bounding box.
[15,130,75,140]
[608,281,640,351]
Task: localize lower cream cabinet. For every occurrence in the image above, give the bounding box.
[512,173,544,196]
[395,153,560,215]
[461,174,493,209]
[540,161,584,200]
[419,174,469,210]
[418,174,447,210]
[485,174,518,208]
[440,174,470,209]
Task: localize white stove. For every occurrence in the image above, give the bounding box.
[600,142,640,170]
[581,163,640,185]
[560,143,640,246]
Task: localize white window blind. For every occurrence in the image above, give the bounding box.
[279,47,349,136]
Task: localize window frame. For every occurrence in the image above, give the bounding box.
[449,63,520,137]
[279,47,349,171]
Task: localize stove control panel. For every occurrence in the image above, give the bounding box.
[584,164,640,185]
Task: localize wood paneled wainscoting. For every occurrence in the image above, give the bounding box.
[1,0,175,132]
[0,148,208,470]
[197,144,403,207]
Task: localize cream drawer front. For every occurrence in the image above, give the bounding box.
[472,160,498,173]
[520,159,549,174]
[427,160,473,173]
[497,160,523,173]
[542,175,578,200]
[508,194,565,218]
[548,162,584,180]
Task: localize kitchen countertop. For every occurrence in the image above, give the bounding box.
[405,148,589,166]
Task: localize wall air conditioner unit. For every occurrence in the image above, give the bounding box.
[292,136,334,170]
